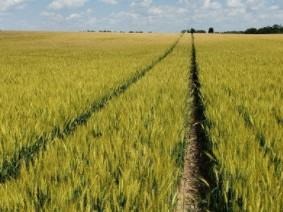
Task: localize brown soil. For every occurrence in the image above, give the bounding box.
[176,120,202,211]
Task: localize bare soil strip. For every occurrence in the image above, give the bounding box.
[176,121,201,211]
[0,34,183,184]
[176,34,216,211]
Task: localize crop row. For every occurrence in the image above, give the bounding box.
[0,32,179,180]
[0,33,182,184]
[0,32,178,164]
[196,34,283,211]
[0,34,190,210]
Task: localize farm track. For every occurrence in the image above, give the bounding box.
[177,34,216,211]
[178,34,245,211]
[0,34,183,184]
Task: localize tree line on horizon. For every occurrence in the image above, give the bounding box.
[181,27,214,34]
[86,30,152,33]
[224,24,283,34]
[181,24,283,34]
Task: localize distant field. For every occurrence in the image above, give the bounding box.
[0,32,282,211]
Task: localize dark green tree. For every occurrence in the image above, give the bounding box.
[208,27,214,33]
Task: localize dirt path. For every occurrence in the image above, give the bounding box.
[176,33,215,211]
[176,125,201,211]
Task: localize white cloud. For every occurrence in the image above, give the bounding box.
[131,0,152,7]
[86,8,93,14]
[100,0,118,5]
[177,8,187,14]
[0,0,26,11]
[2,0,281,32]
[148,7,163,15]
[49,0,87,10]
[42,11,83,22]
[96,3,191,32]
[203,0,222,9]
[112,11,139,19]
[66,13,81,20]
[227,0,244,8]
[41,11,65,22]
[269,5,279,10]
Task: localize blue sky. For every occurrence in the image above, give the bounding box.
[0,0,282,32]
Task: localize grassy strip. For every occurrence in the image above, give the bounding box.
[0,34,183,184]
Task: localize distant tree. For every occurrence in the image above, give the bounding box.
[190,28,196,34]
[196,30,206,33]
[223,31,244,34]
[98,30,112,33]
[275,24,283,33]
[223,24,283,34]
[181,29,187,33]
[272,24,280,33]
[208,27,214,33]
[245,28,258,34]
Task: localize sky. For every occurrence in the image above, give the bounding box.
[0,0,282,32]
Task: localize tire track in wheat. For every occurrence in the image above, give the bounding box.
[0,34,183,184]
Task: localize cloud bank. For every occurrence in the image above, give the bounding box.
[0,0,282,32]
[0,0,27,11]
